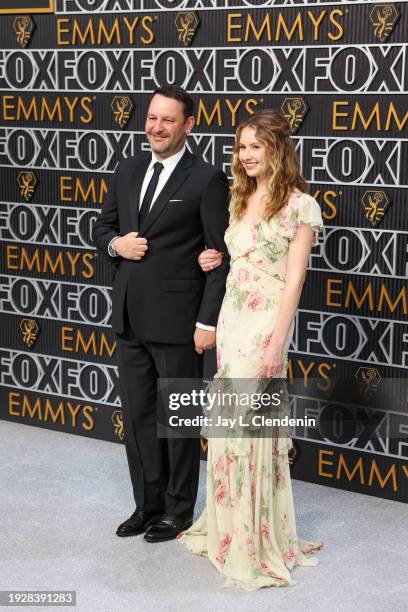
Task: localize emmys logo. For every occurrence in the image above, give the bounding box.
[111,96,134,129]
[369,4,400,42]
[111,409,124,440]
[361,190,390,226]
[288,442,298,466]
[281,98,308,134]
[13,16,35,49]
[175,12,200,46]
[20,319,39,348]
[17,171,38,201]
[355,367,381,400]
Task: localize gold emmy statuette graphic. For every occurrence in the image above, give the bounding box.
[20,319,40,348]
[281,98,308,134]
[17,171,38,201]
[355,367,381,400]
[361,190,390,226]
[13,15,35,48]
[288,442,298,466]
[200,438,208,452]
[175,12,200,46]
[111,96,134,129]
[370,4,400,42]
[111,410,125,440]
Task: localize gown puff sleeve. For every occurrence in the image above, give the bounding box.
[279,192,324,247]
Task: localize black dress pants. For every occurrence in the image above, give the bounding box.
[115,307,203,519]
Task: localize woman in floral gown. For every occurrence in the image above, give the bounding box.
[177,109,324,590]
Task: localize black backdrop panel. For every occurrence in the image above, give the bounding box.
[0,0,407,502]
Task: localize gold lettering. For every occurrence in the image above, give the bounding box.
[67,402,81,427]
[44,399,65,424]
[57,18,71,45]
[244,14,271,42]
[225,99,242,127]
[6,245,19,270]
[227,13,242,42]
[98,17,121,45]
[82,405,95,431]
[141,15,155,45]
[73,18,96,45]
[61,326,74,352]
[8,391,21,416]
[66,251,81,275]
[197,99,222,127]
[378,286,408,314]
[328,9,344,41]
[82,253,95,279]
[275,13,303,41]
[332,101,349,131]
[345,282,374,310]
[385,102,408,131]
[318,449,334,478]
[337,454,365,484]
[123,16,139,44]
[368,460,398,491]
[307,9,326,41]
[44,249,65,274]
[326,279,343,307]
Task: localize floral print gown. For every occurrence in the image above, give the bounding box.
[178,190,324,590]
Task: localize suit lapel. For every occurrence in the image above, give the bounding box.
[139,150,194,236]
[128,155,150,231]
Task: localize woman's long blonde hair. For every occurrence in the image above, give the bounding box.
[230,109,308,221]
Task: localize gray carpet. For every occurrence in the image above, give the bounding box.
[0,420,406,612]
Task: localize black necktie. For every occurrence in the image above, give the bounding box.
[139,161,164,227]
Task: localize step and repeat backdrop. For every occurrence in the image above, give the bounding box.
[0,0,407,502]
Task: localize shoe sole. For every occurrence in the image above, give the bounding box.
[116,515,162,538]
[143,521,193,543]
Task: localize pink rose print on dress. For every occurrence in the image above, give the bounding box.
[275,465,285,487]
[245,536,256,559]
[284,547,297,564]
[261,523,271,542]
[279,207,294,238]
[216,347,221,369]
[214,479,229,505]
[247,291,263,311]
[259,562,284,582]
[252,227,260,243]
[216,533,232,564]
[213,455,226,474]
[237,268,250,284]
[226,454,234,466]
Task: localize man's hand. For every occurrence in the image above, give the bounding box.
[194,328,216,354]
[115,232,148,260]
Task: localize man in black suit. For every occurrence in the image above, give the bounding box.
[92,86,229,542]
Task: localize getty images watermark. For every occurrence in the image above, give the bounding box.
[157,378,316,438]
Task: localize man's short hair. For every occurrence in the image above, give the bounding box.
[151,86,194,120]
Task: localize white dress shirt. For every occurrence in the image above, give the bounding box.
[108,146,215,333]
[139,146,186,211]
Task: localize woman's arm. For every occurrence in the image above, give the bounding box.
[260,223,315,378]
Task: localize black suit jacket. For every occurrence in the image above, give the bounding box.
[92,150,230,343]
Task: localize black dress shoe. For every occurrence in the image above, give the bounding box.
[143,515,193,543]
[116,509,162,537]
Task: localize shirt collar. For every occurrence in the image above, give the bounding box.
[149,145,186,172]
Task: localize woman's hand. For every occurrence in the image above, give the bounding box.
[198,248,224,272]
[258,339,285,378]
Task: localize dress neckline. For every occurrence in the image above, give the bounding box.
[238,190,304,229]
